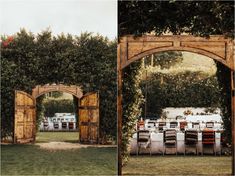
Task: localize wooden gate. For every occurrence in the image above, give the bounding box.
[14,91,36,143]
[79,92,99,144]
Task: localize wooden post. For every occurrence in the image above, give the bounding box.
[117,43,123,175]
[232,71,235,175]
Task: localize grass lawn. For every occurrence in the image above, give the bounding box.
[36,131,79,143]
[123,155,232,175]
[1,132,117,175]
[1,144,117,175]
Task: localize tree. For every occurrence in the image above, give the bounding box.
[216,62,232,144]
[145,51,183,69]
[119,1,234,37]
[43,99,75,117]
[141,71,221,119]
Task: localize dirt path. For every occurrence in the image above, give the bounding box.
[36,142,116,150]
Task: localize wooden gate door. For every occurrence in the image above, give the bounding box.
[79,92,99,144]
[14,91,36,143]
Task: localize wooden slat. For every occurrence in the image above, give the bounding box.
[231,71,235,175]
[32,84,83,99]
[79,92,99,144]
[14,91,36,143]
[117,43,123,175]
[119,35,234,70]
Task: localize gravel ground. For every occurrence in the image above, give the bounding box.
[36,141,116,150]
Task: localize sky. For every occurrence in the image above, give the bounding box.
[0,0,117,39]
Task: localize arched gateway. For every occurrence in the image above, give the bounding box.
[117,35,235,175]
[14,84,99,144]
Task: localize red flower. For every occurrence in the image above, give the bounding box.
[1,36,14,47]
[7,36,13,42]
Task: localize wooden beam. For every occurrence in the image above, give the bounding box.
[117,43,123,175]
[232,71,235,175]
[32,84,83,99]
[119,35,234,70]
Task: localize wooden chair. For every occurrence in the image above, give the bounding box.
[192,122,200,130]
[202,130,216,155]
[158,122,166,132]
[184,129,198,155]
[62,122,67,129]
[206,122,214,128]
[136,130,151,155]
[170,121,178,128]
[69,122,74,130]
[53,122,59,129]
[180,121,187,132]
[43,122,49,131]
[164,129,177,155]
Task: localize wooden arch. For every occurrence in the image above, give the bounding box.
[15,84,100,144]
[119,35,234,70]
[32,84,83,99]
[117,35,235,175]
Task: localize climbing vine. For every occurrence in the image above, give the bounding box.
[216,62,232,144]
[122,60,144,164]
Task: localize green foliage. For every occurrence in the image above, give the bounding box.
[1,29,117,140]
[36,95,46,131]
[141,71,221,119]
[216,62,232,144]
[119,1,234,37]
[73,96,79,129]
[145,51,183,69]
[43,99,74,117]
[122,60,144,164]
[46,91,63,98]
